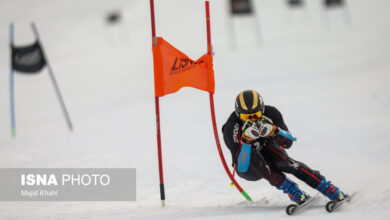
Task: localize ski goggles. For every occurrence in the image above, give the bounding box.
[240,111,262,121]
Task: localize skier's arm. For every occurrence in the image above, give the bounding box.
[266,106,293,149]
[222,119,241,166]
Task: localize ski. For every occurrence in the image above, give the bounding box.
[285,193,319,215]
[325,193,354,213]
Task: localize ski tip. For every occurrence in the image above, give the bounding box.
[286,204,297,215]
[326,200,337,212]
[285,194,318,215]
[325,192,355,213]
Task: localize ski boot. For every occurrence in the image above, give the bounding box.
[278,178,314,215]
[316,176,347,201]
[278,177,309,204]
[316,176,350,212]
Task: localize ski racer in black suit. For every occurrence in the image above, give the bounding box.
[222,90,347,205]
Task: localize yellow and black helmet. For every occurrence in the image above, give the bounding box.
[235,90,265,120]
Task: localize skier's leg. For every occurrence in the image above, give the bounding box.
[262,139,346,200]
[237,149,308,203]
[261,139,322,188]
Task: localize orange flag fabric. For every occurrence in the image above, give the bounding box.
[152,37,215,97]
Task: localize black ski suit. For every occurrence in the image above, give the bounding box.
[222,105,323,189]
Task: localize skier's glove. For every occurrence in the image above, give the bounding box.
[255,121,278,138]
[241,120,261,144]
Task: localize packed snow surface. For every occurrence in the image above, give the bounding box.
[0,0,389,219]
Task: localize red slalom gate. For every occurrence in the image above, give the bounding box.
[149,0,253,207]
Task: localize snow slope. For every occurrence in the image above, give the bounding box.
[0,0,390,219]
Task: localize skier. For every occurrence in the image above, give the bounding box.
[222,90,347,206]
